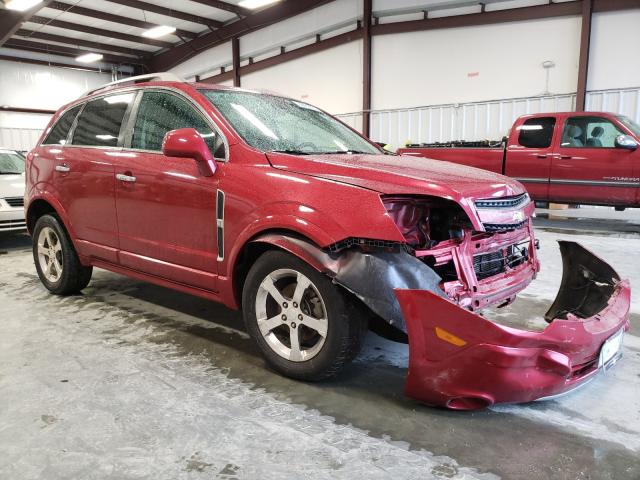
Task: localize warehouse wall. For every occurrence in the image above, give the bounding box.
[371,15,581,110]
[587,9,640,91]
[165,1,639,121]
[168,42,233,82]
[168,0,363,114]
[0,59,111,150]
[241,41,363,115]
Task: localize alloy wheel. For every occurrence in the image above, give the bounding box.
[37,226,63,283]
[255,268,329,362]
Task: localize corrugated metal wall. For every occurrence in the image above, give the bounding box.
[338,87,640,149]
[2,87,639,153]
[0,127,44,152]
[0,59,111,152]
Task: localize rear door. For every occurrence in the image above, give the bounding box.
[548,115,636,206]
[504,116,557,201]
[114,89,225,291]
[54,92,135,263]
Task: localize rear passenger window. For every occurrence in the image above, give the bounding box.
[43,105,82,145]
[131,91,225,158]
[71,93,135,147]
[517,117,556,148]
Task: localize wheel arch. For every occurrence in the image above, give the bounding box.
[26,195,81,249]
[27,197,63,234]
[231,229,333,310]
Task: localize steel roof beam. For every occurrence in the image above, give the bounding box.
[5,38,146,65]
[148,0,335,71]
[30,15,175,48]
[0,0,55,46]
[14,28,151,57]
[103,0,223,28]
[186,0,250,16]
[46,1,198,39]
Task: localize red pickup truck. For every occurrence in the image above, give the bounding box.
[398,112,640,209]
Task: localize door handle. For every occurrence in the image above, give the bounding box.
[560,155,572,159]
[537,154,547,159]
[55,164,70,173]
[116,173,137,183]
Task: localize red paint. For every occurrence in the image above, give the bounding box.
[397,275,630,409]
[162,127,217,177]
[24,82,630,408]
[398,112,640,208]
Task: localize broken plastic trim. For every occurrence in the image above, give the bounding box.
[249,233,444,331]
[396,240,630,409]
[544,241,619,322]
[330,248,444,331]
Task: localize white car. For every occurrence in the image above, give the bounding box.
[0,149,26,232]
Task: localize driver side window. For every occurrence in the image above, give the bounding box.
[132,91,225,158]
[561,116,624,149]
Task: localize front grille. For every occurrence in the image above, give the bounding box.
[4,197,24,208]
[473,240,530,280]
[474,251,505,280]
[483,220,527,232]
[475,193,528,209]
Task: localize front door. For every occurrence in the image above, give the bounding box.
[549,115,637,206]
[115,90,226,291]
[504,116,557,201]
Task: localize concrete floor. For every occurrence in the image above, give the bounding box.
[1,207,639,479]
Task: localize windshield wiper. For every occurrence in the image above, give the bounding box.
[0,171,22,174]
[269,149,311,155]
[314,150,372,155]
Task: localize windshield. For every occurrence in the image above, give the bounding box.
[0,151,25,174]
[617,115,640,137]
[201,89,380,155]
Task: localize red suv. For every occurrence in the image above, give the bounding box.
[25,74,629,409]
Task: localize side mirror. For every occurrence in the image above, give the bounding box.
[162,128,216,177]
[614,134,638,151]
[375,141,393,153]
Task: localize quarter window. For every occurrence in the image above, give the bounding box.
[517,117,556,149]
[71,93,135,147]
[43,105,82,145]
[561,116,625,148]
[131,91,225,158]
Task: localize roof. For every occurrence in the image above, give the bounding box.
[0,0,332,73]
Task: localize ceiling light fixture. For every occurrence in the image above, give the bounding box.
[5,0,42,11]
[238,0,280,9]
[76,52,103,63]
[141,25,176,39]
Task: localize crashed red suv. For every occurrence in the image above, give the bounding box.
[25,75,630,409]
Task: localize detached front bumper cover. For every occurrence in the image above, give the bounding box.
[396,241,630,410]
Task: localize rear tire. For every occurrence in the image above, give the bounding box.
[33,214,93,295]
[242,250,366,381]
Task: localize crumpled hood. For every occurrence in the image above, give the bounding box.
[0,173,25,199]
[266,152,525,201]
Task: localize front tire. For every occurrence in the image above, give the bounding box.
[33,214,93,295]
[242,250,366,381]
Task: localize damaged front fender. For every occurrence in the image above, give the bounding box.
[250,233,444,332]
[397,241,630,410]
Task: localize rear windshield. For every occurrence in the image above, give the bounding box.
[0,151,25,174]
[200,89,380,155]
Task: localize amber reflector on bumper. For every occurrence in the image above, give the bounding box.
[435,327,467,347]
